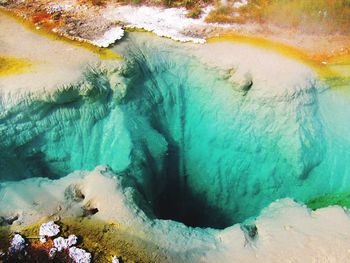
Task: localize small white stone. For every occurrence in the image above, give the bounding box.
[66,235,78,247]
[53,237,68,252]
[39,221,60,237]
[49,247,57,258]
[233,0,248,8]
[40,236,47,243]
[112,255,120,263]
[9,234,26,253]
[69,247,91,263]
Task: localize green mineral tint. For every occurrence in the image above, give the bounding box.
[306,190,350,210]
[1,34,350,229]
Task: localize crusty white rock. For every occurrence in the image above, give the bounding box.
[9,234,26,253]
[39,221,60,237]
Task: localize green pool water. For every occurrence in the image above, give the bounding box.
[1,34,350,229]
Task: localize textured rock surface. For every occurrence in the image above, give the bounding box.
[39,221,60,237]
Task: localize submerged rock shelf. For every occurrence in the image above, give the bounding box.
[1,34,350,228]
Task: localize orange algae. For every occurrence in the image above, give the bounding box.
[0,56,32,77]
[207,34,350,88]
[0,9,121,61]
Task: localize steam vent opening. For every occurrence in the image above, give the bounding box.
[1,35,350,230]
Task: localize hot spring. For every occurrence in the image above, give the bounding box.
[1,33,350,231]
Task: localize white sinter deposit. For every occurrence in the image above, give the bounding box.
[102,6,211,44]
[89,26,125,48]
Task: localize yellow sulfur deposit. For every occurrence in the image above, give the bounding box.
[0,56,32,77]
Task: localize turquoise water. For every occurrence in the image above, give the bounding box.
[1,34,350,228]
